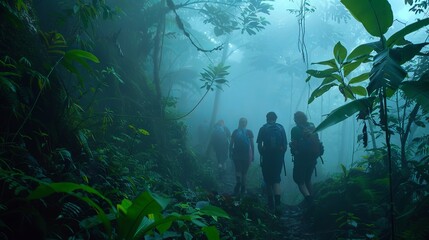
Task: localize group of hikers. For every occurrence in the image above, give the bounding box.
[206,111,324,214]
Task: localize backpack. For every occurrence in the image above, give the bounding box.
[300,123,323,157]
[212,125,227,146]
[233,128,250,155]
[263,123,284,152]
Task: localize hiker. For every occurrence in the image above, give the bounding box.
[256,112,287,212]
[290,111,324,206]
[207,120,231,170]
[229,117,254,195]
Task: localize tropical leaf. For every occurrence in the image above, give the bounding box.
[346,43,376,62]
[349,85,367,96]
[117,191,169,240]
[387,18,429,47]
[308,83,338,104]
[333,42,347,64]
[64,49,100,63]
[391,43,429,65]
[202,225,220,240]
[343,61,361,77]
[27,182,113,236]
[313,58,338,69]
[0,75,18,92]
[341,0,393,37]
[321,75,340,85]
[401,75,429,112]
[134,214,190,239]
[349,72,370,84]
[306,68,337,78]
[27,182,113,206]
[198,205,230,220]
[367,49,407,95]
[315,97,376,132]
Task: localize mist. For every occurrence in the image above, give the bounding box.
[2,0,429,239]
[170,1,428,203]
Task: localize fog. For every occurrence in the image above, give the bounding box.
[159,1,428,203]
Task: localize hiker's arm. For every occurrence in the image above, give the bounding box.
[282,128,288,153]
[256,128,264,156]
[247,130,255,161]
[290,127,299,156]
[257,141,263,156]
[229,131,235,158]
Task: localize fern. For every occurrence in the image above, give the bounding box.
[58,202,82,219]
[39,31,68,56]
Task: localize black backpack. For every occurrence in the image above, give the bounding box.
[263,123,284,152]
[300,123,324,157]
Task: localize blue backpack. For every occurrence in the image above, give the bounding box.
[233,128,250,155]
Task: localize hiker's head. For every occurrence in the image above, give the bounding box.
[266,112,277,123]
[238,117,247,128]
[216,120,225,127]
[294,111,307,125]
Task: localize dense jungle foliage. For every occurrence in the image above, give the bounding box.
[0,0,429,240]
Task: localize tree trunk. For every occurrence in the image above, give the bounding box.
[208,37,230,128]
[400,103,420,169]
[368,119,377,149]
[152,0,167,148]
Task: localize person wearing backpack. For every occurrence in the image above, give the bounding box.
[229,117,254,196]
[290,111,324,206]
[207,120,231,171]
[256,112,287,213]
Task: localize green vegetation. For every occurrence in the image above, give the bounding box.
[1,0,428,239]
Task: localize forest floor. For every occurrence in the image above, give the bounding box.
[214,161,319,240]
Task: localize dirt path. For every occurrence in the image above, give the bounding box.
[280,205,318,240]
[216,163,319,240]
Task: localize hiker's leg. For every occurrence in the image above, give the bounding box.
[305,178,313,196]
[298,183,310,197]
[274,182,281,207]
[215,150,222,168]
[241,170,247,194]
[233,158,242,194]
[240,160,250,194]
[234,175,242,195]
[304,162,315,196]
[265,183,275,209]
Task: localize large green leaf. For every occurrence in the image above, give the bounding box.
[322,75,340,85]
[64,49,100,63]
[306,68,337,78]
[27,182,113,235]
[117,191,169,240]
[308,83,338,104]
[341,0,393,37]
[315,97,376,132]
[343,61,361,77]
[387,18,429,47]
[349,85,367,96]
[334,42,347,64]
[391,43,429,64]
[349,72,370,84]
[401,74,429,112]
[199,205,230,220]
[134,214,190,239]
[367,49,407,95]
[313,58,338,69]
[27,182,113,207]
[346,43,376,62]
[202,225,220,240]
